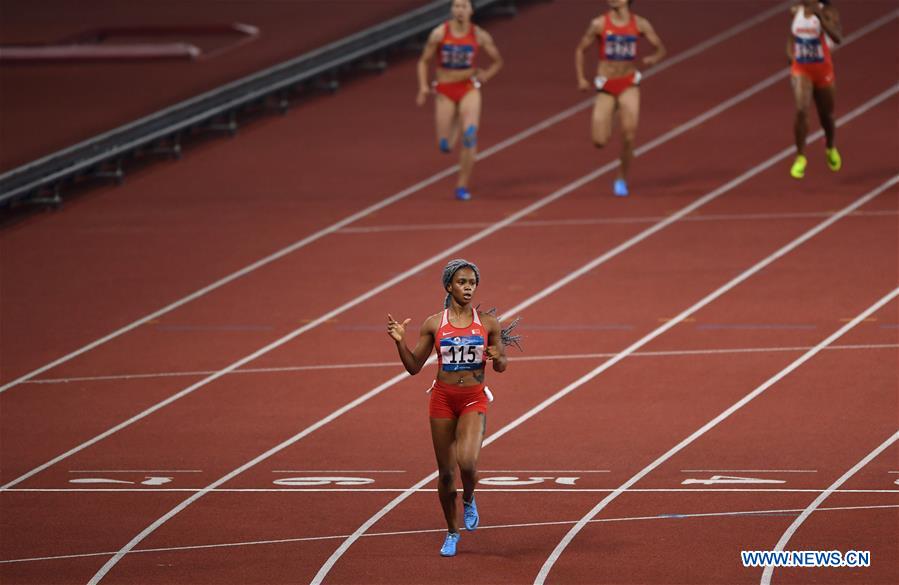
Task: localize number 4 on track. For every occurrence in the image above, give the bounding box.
[681,475,785,485]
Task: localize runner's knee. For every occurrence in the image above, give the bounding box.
[462,124,478,149]
[815,103,834,120]
[438,469,456,486]
[458,459,478,479]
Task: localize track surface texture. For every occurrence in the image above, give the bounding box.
[1,1,897,584]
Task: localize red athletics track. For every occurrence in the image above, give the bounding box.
[0,0,798,474]
[0,0,791,383]
[2,1,897,584]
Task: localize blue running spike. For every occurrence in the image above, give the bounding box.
[440,532,460,557]
[455,187,472,201]
[613,178,629,197]
[463,497,479,531]
[439,138,451,153]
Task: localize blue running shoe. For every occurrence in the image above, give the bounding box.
[455,187,471,201]
[439,138,451,154]
[613,178,629,197]
[463,497,479,531]
[440,532,460,557]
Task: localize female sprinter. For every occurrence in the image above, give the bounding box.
[788,0,842,179]
[575,0,665,197]
[387,259,519,557]
[416,0,503,201]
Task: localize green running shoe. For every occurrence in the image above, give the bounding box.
[790,155,807,179]
[826,147,842,172]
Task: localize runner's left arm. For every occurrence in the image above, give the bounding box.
[638,16,666,66]
[475,28,504,84]
[816,4,842,43]
[483,314,507,373]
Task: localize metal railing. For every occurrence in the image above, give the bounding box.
[0,0,523,208]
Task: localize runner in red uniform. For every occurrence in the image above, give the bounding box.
[387,259,520,557]
[417,0,503,201]
[788,0,842,179]
[575,0,665,197]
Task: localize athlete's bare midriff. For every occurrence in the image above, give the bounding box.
[597,59,637,80]
[436,67,476,84]
[436,366,485,387]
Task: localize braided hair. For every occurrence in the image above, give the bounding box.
[442,258,523,350]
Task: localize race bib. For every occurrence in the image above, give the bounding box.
[441,45,475,69]
[604,34,637,61]
[794,37,824,63]
[439,335,485,371]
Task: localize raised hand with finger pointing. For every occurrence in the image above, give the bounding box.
[386,313,412,343]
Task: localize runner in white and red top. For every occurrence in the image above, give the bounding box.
[787,0,843,179]
[576,0,665,197]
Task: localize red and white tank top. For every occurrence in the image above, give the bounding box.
[438,21,478,70]
[435,308,487,371]
[598,12,640,62]
[791,7,833,65]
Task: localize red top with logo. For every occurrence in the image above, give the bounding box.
[439,22,479,70]
[598,12,640,62]
[435,308,487,372]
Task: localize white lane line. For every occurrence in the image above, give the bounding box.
[760,431,899,585]
[0,2,792,396]
[76,72,898,585]
[4,504,896,566]
[24,343,898,385]
[7,488,898,494]
[3,24,855,497]
[536,286,899,584]
[270,470,405,473]
[480,470,610,473]
[680,470,817,473]
[337,210,899,234]
[313,134,899,585]
[69,470,201,473]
